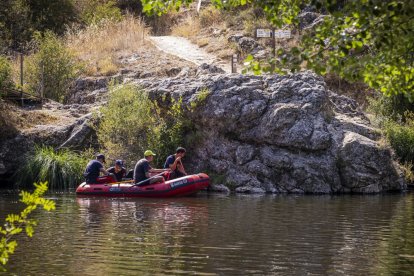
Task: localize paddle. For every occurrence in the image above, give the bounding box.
[108,179,134,185]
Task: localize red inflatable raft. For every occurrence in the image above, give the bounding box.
[76,173,210,197]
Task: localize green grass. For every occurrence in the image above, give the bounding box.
[15,146,90,190]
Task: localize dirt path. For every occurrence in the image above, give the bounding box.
[149,36,231,73]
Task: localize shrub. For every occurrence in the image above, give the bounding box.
[400,162,414,184]
[96,84,190,167]
[368,94,414,125]
[25,31,81,102]
[96,84,162,166]
[15,146,90,190]
[384,120,414,165]
[0,56,13,96]
[154,97,191,166]
[80,0,123,25]
[368,94,414,180]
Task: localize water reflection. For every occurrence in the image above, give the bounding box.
[73,197,210,275]
[2,193,414,275]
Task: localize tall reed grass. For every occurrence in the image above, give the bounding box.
[65,14,149,75]
[15,146,90,190]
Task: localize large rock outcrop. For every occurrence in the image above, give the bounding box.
[135,72,405,193]
[0,70,406,193]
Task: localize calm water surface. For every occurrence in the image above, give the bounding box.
[1,192,414,275]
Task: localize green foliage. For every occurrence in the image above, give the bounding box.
[25,31,81,102]
[190,87,210,110]
[0,182,55,271]
[384,119,414,165]
[15,146,90,190]
[0,0,76,51]
[0,56,13,95]
[300,1,414,99]
[25,0,77,35]
[96,84,162,165]
[96,84,192,167]
[368,94,414,124]
[155,97,192,166]
[368,95,414,180]
[143,0,414,99]
[81,0,123,25]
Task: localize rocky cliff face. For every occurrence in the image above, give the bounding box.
[0,70,406,193]
[135,71,405,193]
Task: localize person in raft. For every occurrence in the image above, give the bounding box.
[107,159,127,182]
[133,150,169,185]
[164,147,187,179]
[84,154,110,184]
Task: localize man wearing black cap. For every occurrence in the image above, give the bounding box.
[84,154,110,184]
[164,147,187,179]
[107,160,127,182]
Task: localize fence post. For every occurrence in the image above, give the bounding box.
[20,53,24,87]
[41,62,44,107]
[20,53,24,107]
[231,54,238,73]
[272,31,276,73]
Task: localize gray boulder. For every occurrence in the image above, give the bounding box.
[135,72,405,194]
[238,37,260,52]
[338,132,404,193]
[58,114,96,150]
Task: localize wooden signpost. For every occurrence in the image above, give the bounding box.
[255,28,292,71]
[232,54,238,73]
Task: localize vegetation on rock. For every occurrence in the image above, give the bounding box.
[15,146,90,189]
[96,83,191,167]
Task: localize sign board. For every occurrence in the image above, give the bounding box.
[274,30,291,39]
[256,28,273,38]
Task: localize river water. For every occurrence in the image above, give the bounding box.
[1,192,414,275]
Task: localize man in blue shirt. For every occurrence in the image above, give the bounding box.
[133,150,169,185]
[164,147,187,179]
[84,154,110,184]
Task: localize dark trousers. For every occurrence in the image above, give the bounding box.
[170,171,185,180]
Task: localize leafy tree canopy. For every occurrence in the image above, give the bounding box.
[0,0,77,51]
[142,0,414,99]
